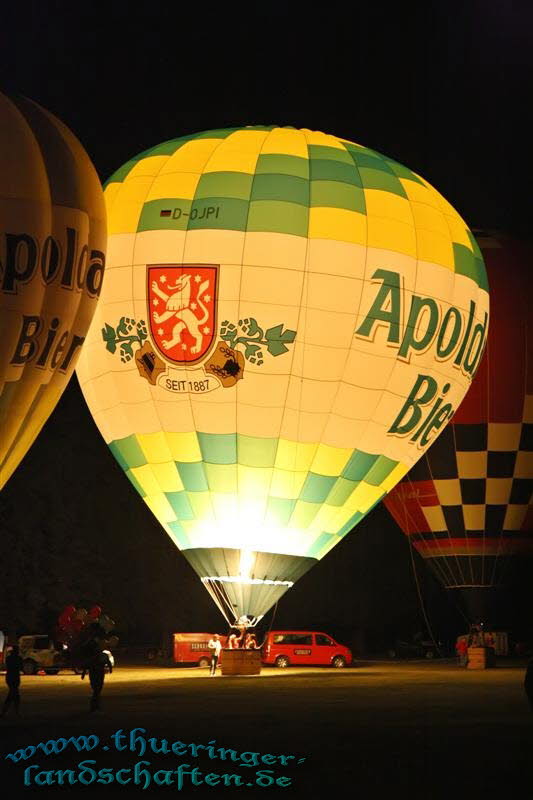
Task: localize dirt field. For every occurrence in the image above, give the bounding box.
[1,661,531,798]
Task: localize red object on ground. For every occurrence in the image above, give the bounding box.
[172,633,228,666]
[261,630,352,668]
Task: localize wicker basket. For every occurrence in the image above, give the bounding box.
[467,646,489,669]
[220,649,261,675]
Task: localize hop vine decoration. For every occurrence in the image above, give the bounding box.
[220,318,296,365]
[102,317,148,363]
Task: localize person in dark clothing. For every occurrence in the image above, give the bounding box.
[1,645,23,716]
[81,649,112,712]
[525,658,533,712]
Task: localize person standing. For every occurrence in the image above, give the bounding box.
[456,637,468,667]
[1,644,23,716]
[81,648,113,711]
[208,634,222,676]
[525,657,533,712]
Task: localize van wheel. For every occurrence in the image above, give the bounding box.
[332,656,346,668]
[198,657,210,668]
[275,656,290,668]
[23,659,37,675]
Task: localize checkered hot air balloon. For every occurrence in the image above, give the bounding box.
[384,233,532,621]
[76,127,489,627]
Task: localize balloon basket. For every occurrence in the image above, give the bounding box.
[467,646,495,669]
[220,649,261,676]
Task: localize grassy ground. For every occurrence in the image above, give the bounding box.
[1,661,531,798]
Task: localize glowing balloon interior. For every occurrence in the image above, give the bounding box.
[76,126,488,625]
[0,92,106,488]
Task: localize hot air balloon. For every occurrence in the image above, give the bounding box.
[0,92,106,489]
[384,232,532,621]
[76,126,488,628]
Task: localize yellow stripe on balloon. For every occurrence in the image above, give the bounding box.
[107,177,155,235]
[166,432,202,462]
[150,462,184,493]
[366,215,417,257]
[146,172,201,202]
[310,443,352,477]
[301,130,347,150]
[308,207,366,245]
[137,432,174,464]
[159,139,226,174]
[126,156,169,180]
[364,189,413,226]
[274,440,317,472]
[260,128,308,158]
[144,493,178,524]
[203,130,270,174]
[129,465,165,497]
[270,469,307,499]
[415,228,455,270]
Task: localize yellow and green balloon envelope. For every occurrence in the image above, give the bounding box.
[0,92,106,489]
[77,126,489,625]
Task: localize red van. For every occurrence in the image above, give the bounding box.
[172,633,227,667]
[262,631,352,668]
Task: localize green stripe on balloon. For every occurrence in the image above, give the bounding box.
[310,180,366,213]
[365,455,399,486]
[195,171,254,200]
[204,463,237,493]
[255,154,309,179]
[300,473,338,503]
[197,432,236,464]
[250,173,310,206]
[309,158,362,185]
[308,144,355,164]
[357,167,408,197]
[246,200,309,236]
[237,435,279,468]
[266,497,297,525]
[109,435,147,470]
[325,477,361,507]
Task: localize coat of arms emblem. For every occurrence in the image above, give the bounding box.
[102,265,297,394]
[147,264,218,365]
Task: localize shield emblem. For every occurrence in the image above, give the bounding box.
[147,264,218,365]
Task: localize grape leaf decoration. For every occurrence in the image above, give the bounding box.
[102,317,148,363]
[219,318,296,365]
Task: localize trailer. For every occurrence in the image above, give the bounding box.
[172,633,227,667]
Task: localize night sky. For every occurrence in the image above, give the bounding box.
[1,2,532,650]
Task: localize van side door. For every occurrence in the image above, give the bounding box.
[285,633,314,665]
[314,633,337,666]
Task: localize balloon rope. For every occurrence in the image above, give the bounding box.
[256,601,278,651]
[201,579,235,628]
[404,501,443,657]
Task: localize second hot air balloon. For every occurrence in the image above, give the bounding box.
[0,92,106,488]
[76,126,488,627]
[384,232,532,621]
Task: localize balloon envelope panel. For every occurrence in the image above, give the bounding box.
[384,233,532,591]
[77,127,488,620]
[0,93,106,488]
